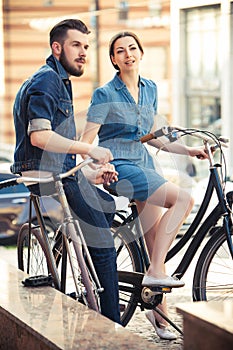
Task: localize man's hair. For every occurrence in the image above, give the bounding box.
[49,19,91,47]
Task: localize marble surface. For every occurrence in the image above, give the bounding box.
[0,259,159,349]
[176,300,233,334]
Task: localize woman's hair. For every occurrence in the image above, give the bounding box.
[109,31,144,70]
[49,19,90,47]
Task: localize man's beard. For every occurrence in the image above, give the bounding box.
[60,48,84,77]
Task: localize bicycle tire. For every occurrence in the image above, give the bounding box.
[17,223,55,278]
[112,220,144,326]
[53,222,99,312]
[193,226,233,302]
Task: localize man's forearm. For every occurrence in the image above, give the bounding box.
[30,130,92,155]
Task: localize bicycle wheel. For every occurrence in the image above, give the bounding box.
[112,220,144,326]
[17,223,53,276]
[53,222,99,312]
[193,226,233,302]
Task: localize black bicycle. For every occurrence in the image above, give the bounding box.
[113,126,233,328]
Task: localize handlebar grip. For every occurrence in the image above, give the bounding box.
[0,178,19,190]
[140,133,154,143]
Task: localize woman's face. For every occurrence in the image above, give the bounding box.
[111,36,143,73]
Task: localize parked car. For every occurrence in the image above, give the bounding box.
[0,163,63,246]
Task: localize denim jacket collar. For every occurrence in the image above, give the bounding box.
[46,55,69,81]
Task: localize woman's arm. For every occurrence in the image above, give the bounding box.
[80,121,118,184]
[80,121,101,144]
[147,123,209,160]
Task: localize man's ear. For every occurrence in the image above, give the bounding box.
[51,41,62,56]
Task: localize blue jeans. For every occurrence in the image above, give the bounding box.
[29,171,121,324]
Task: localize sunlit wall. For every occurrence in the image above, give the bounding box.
[0,0,4,142]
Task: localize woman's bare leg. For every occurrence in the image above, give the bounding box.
[136,182,194,327]
[140,182,194,277]
[136,201,170,326]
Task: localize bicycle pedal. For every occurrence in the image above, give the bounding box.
[150,286,172,293]
[141,287,163,305]
[22,275,53,287]
[67,292,77,300]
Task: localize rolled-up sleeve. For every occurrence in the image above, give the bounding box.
[28,118,52,136]
[26,70,60,135]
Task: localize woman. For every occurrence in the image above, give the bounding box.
[81,31,208,339]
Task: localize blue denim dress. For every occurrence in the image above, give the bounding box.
[87,73,167,201]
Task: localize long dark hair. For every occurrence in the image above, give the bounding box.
[109,31,144,70]
[49,19,90,47]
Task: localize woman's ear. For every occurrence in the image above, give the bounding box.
[111,55,116,66]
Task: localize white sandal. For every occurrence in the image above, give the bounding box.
[145,310,177,340]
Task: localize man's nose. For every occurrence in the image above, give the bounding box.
[80,47,87,56]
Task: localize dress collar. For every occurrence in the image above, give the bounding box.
[112,73,145,90]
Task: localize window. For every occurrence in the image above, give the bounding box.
[118,1,129,21]
[185,6,221,136]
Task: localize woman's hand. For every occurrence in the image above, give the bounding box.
[187,146,209,160]
[82,163,118,185]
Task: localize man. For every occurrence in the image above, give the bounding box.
[11,19,120,324]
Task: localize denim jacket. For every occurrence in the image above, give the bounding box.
[11,55,76,175]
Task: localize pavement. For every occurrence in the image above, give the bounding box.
[0,245,192,349]
[127,287,190,349]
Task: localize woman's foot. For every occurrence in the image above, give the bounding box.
[142,273,185,288]
[145,310,177,340]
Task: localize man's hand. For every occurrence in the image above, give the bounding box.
[88,146,114,164]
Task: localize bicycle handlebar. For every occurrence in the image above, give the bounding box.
[140,125,229,148]
[0,157,94,190]
[140,126,178,143]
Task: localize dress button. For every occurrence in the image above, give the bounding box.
[72,155,75,159]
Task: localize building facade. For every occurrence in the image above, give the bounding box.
[1,0,170,142]
[1,0,232,176]
[170,0,233,174]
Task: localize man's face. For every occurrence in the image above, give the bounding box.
[59,29,89,77]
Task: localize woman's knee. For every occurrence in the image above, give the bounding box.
[179,189,194,213]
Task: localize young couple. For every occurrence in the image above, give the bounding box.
[11,19,208,340]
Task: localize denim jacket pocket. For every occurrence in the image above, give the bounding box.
[57,99,73,118]
[52,99,75,140]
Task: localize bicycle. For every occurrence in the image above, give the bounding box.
[112,126,233,329]
[0,158,104,313]
[1,126,232,333]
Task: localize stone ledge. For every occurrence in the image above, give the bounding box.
[0,259,159,349]
[177,301,233,350]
